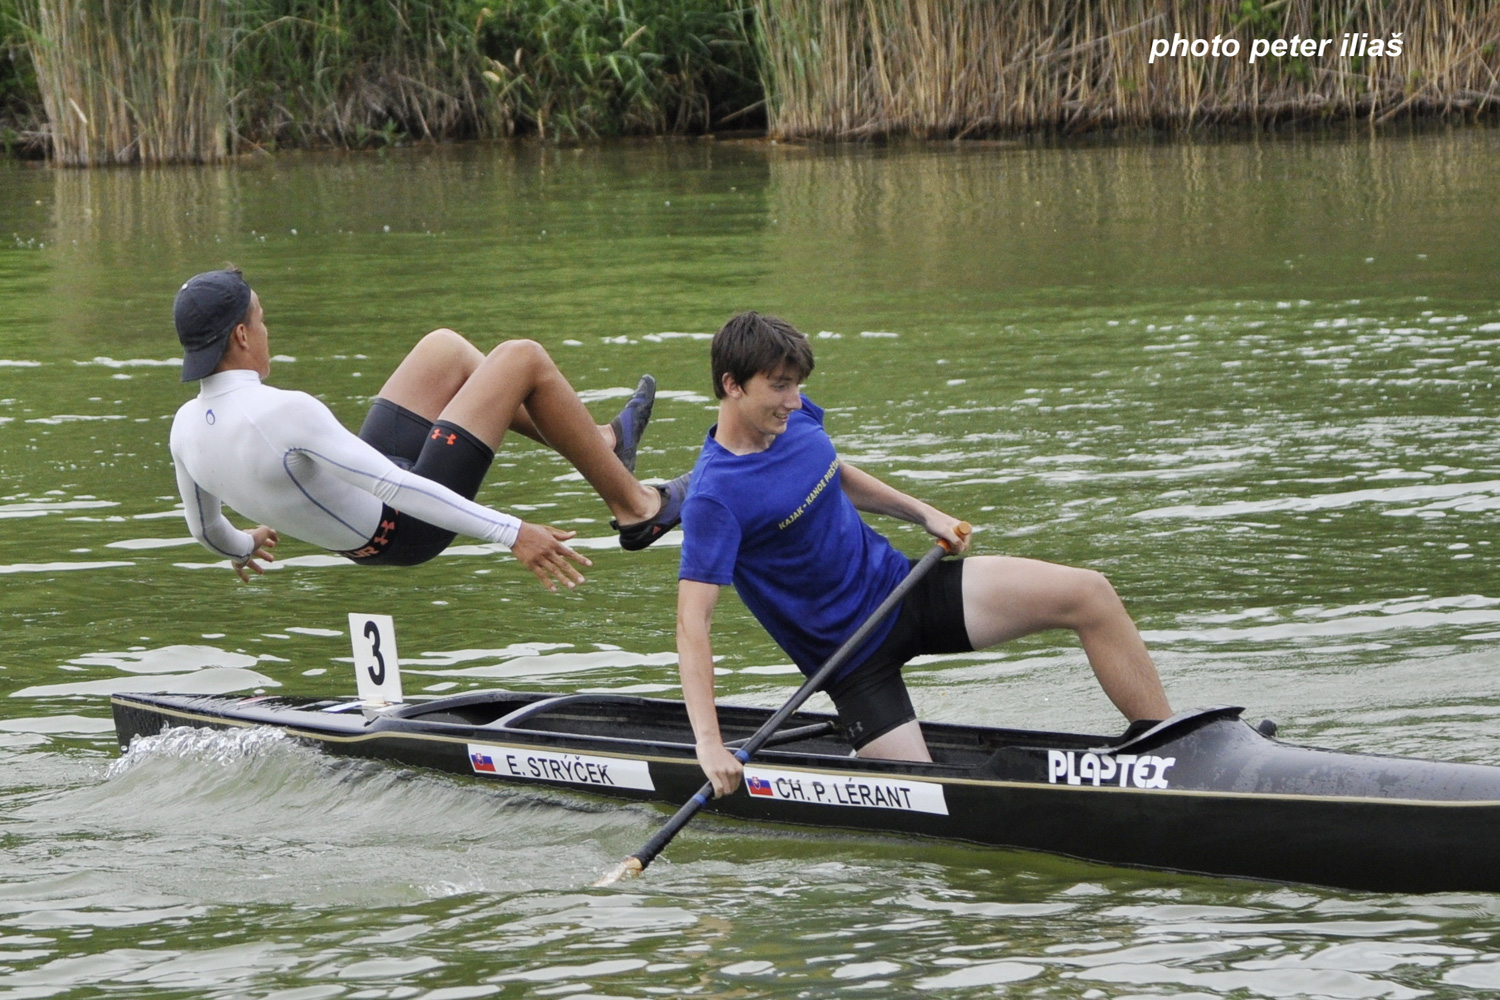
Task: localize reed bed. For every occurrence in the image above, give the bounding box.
[751,0,1500,139]
[8,0,1499,164]
[232,0,493,151]
[477,0,760,139]
[18,0,229,166]
[0,0,43,155]
[10,0,757,163]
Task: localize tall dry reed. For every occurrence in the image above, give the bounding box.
[17,0,491,165]
[13,0,754,163]
[751,0,1500,139]
[20,0,229,166]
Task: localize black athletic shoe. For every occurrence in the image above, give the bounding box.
[609,374,656,473]
[612,471,689,551]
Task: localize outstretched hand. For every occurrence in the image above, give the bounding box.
[511,522,592,591]
[232,525,279,582]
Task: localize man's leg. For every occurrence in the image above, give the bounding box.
[857,721,932,762]
[371,329,484,424]
[373,330,660,525]
[372,329,609,449]
[960,555,1171,722]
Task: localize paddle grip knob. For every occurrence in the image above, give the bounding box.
[938,521,972,554]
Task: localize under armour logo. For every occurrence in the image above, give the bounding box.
[429,428,458,445]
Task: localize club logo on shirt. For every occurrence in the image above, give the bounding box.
[778,458,840,530]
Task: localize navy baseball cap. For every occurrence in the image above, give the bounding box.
[175,269,252,382]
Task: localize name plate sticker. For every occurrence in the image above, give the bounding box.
[742,765,949,816]
[466,742,655,792]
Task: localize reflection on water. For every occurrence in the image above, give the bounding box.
[1,126,1499,996]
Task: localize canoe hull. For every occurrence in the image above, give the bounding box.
[111,690,1500,893]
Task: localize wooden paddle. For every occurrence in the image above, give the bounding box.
[595,522,971,885]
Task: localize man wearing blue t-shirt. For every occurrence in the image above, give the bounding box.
[677,312,1172,798]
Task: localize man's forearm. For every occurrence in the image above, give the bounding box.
[678,605,749,796]
[841,462,934,524]
[677,633,723,748]
[179,479,255,560]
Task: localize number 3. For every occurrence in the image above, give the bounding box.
[349,612,402,705]
[363,619,386,685]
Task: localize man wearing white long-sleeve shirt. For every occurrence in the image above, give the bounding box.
[169,268,687,589]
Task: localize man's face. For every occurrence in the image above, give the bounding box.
[730,363,803,439]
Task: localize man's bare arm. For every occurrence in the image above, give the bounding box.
[677,579,743,797]
[840,462,971,553]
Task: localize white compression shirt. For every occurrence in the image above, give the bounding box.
[169,369,521,560]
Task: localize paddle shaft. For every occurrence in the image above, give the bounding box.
[615,535,960,878]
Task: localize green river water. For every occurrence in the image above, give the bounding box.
[2,126,1500,998]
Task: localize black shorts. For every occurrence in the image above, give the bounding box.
[340,398,494,567]
[823,558,972,749]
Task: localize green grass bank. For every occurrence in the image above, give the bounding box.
[1,0,1497,165]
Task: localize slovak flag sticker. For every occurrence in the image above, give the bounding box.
[747,775,775,797]
[471,752,497,773]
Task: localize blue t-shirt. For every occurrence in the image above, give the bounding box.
[679,397,913,682]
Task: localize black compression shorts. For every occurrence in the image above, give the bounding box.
[823,557,972,749]
[341,398,494,566]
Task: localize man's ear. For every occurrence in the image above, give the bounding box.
[721,372,742,398]
[219,323,248,359]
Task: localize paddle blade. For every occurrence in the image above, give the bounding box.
[593,856,643,887]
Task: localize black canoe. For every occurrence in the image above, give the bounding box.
[111,689,1500,893]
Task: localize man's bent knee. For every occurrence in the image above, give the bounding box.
[487,338,548,360]
[1067,567,1127,624]
[382,329,482,407]
[413,328,481,366]
[420,327,469,350]
[486,338,556,375]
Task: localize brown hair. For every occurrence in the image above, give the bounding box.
[710,311,815,399]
